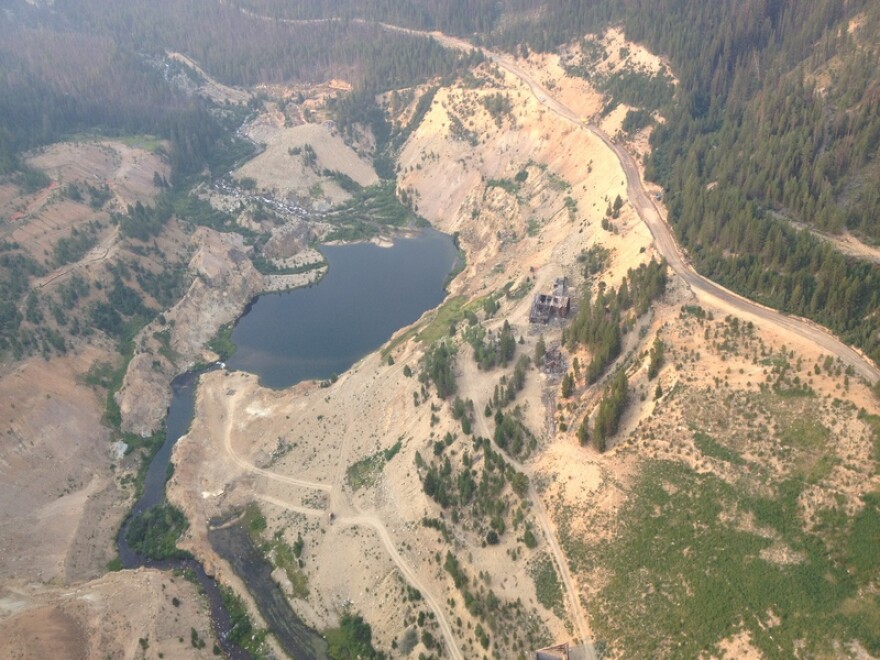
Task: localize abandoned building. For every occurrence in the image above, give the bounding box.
[534,643,575,660]
[534,642,592,660]
[529,277,572,324]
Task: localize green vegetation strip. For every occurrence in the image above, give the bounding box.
[581,460,879,658]
[346,439,402,491]
[325,613,381,659]
[219,584,269,659]
[529,554,565,621]
[124,503,192,561]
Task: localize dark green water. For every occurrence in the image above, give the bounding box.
[227,229,458,388]
[135,229,456,657]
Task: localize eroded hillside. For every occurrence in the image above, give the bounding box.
[170,33,880,660]
[1,5,878,659]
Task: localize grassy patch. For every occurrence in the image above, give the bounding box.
[778,418,834,483]
[243,503,310,600]
[381,295,464,357]
[846,493,880,584]
[780,418,829,450]
[270,535,309,599]
[583,460,880,657]
[325,612,380,659]
[693,431,746,466]
[529,554,565,621]
[345,438,403,491]
[219,584,269,659]
[153,328,178,364]
[415,296,469,345]
[325,180,423,242]
[418,295,494,345]
[207,322,237,361]
[241,502,267,545]
[858,411,880,464]
[346,453,384,491]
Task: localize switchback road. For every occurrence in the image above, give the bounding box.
[219,1,880,385]
[405,27,880,385]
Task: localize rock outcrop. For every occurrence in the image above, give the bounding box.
[117,228,263,436]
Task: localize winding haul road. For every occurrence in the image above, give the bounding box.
[212,6,879,658]
[589,127,880,384]
[222,389,465,660]
[418,26,880,385]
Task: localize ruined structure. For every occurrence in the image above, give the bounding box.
[529,277,572,323]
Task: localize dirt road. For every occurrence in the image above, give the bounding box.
[35,227,120,290]
[473,408,595,657]
[414,26,880,385]
[589,127,880,384]
[220,388,464,660]
[366,19,880,385]
[224,393,331,492]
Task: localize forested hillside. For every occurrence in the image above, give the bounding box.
[0,0,475,179]
[491,0,880,365]
[54,0,473,89]
[629,0,880,363]
[233,0,500,35]
[3,0,880,363]
[0,12,246,183]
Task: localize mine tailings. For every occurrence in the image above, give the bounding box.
[118,228,458,658]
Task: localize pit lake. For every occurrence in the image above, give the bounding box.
[227,228,459,388]
[118,228,458,657]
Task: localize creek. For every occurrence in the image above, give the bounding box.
[117,229,457,657]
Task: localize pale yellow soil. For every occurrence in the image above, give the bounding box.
[0,140,229,658]
[0,140,175,590]
[0,343,123,586]
[3,19,877,660]
[27,140,169,210]
[596,27,671,77]
[710,631,763,659]
[171,27,880,658]
[0,569,219,660]
[170,39,666,658]
[236,119,378,207]
[117,227,265,436]
[1,141,168,286]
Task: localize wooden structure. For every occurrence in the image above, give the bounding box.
[529,277,571,324]
[535,643,571,660]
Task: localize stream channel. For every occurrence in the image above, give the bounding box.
[117,229,458,658]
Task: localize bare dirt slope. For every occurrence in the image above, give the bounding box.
[171,51,651,658]
[0,569,219,660]
[0,343,121,585]
[27,140,168,209]
[167,51,253,105]
[0,140,171,588]
[0,140,235,658]
[117,227,264,436]
[237,119,378,207]
[171,26,880,659]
